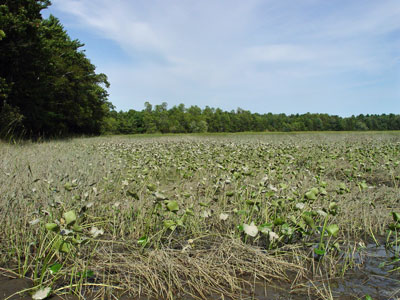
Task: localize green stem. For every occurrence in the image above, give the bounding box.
[319,215,329,251]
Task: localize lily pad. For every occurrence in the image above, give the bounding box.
[163,220,176,230]
[165,200,179,212]
[326,224,339,237]
[302,215,316,229]
[305,191,317,200]
[63,210,76,225]
[45,223,59,232]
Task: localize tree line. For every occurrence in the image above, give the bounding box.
[103,102,400,134]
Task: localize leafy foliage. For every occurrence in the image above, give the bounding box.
[105,102,400,134]
[0,0,111,138]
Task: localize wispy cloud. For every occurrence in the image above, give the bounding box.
[245,44,313,63]
[49,0,400,115]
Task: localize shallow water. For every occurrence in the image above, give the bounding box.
[1,244,400,299]
[330,244,400,300]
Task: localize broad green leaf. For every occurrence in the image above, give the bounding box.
[166,200,179,212]
[279,183,288,189]
[147,183,156,191]
[388,223,400,230]
[185,209,194,216]
[319,188,327,196]
[305,191,317,200]
[328,202,338,216]
[329,202,338,210]
[63,210,76,225]
[64,182,73,191]
[226,191,235,197]
[163,220,176,230]
[360,182,368,189]
[326,224,339,237]
[332,242,340,251]
[59,241,70,253]
[49,263,62,275]
[274,217,284,226]
[392,212,400,222]
[52,239,62,251]
[302,215,316,229]
[72,224,83,233]
[45,223,59,232]
[71,237,83,244]
[314,248,326,256]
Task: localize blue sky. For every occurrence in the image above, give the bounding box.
[44,0,400,116]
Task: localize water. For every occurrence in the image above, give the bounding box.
[331,244,400,299]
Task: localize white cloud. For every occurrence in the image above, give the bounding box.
[49,0,400,114]
[52,0,165,52]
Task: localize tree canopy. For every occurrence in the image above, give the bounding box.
[0,0,111,139]
[104,102,400,134]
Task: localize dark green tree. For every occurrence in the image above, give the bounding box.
[0,0,111,138]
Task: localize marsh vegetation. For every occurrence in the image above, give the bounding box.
[0,132,399,299]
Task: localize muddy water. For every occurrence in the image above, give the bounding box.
[1,244,399,299]
[330,244,400,300]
